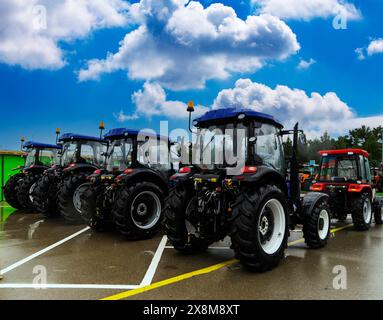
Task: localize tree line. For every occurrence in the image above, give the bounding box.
[284,125,383,168]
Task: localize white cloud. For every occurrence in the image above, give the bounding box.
[297,58,316,70]
[115,82,209,121]
[79,0,300,90]
[367,39,383,56]
[355,47,365,60]
[252,0,361,21]
[355,38,383,60]
[0,0,129,70]
[212,78,382,138]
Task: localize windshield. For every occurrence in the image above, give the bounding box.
[25,148,60,167]
[61,141,107,166]
[137,139,171,171]
[194,124,246,171]
[319,155,359,182]
[106,139,133,171]
[254,123,284,172]
[193,122,283,173]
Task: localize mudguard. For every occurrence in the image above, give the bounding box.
[301,192,330,217]
[117,168,169,191]
[233,166,288,196]
[62,163,99,173]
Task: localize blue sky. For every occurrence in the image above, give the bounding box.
[0,0,382,150]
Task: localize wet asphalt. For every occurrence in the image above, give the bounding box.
[1,202,383,300]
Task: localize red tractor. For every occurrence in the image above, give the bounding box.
[311,149,383,229]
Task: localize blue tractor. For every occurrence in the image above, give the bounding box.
[80,128,175,238]
[165,106,331,272]
[33,131,108,222]
[3,140,62,211]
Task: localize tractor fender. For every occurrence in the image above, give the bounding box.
[234,166,288,197]
[63,163,99,174]
[23,165,50,174]
[301,192,329,217]
[119,168,170,193]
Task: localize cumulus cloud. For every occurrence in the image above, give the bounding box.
[252,0,361,21]
[297,58,316,70]
[212,78,382,138]
[79,0,300,90]
[115,82,209,121]
[367,39,383,56]
[355,38,383,60]
[0,0,129,70]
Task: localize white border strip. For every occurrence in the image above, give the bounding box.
[0,283,140,290]
[0,227,90,275]
[140,235,168,286]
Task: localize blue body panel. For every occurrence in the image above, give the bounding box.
[194,108,283,128]
[23,141,62,150]
[104,128,169,141]
[59,133,107,143]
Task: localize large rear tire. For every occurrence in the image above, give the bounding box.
[302,195,331,249]
[113,181,164,239]
[17,173,41,211]
[57,172,90,224]
[231,185,288,272]
[33,175,60,217]
[3,173,24,210]
[164,184,213,253]
[351,192,372,231]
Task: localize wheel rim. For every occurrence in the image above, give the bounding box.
[131,191,161,230]
[258,198,286,255]
[318,209,330,240]
[29,183,37,203]
[363,198,372,223]
[73,183,90,213]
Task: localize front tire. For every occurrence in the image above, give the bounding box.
[113,181,164,239]
[231,185,288,272]
[302,196,331,249]
[351,192,372,231]
[3,173,24,210]
[164,184,213,253]
[81,184,114,231]
[57,172,90,224]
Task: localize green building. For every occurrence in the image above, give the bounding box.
[0,150,25,202]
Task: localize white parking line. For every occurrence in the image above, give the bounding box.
[0,283,140,290]
[140,235,168,286]
[0,227,90,275]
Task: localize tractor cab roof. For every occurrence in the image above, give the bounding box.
[59,133,107,144]
[194,108,283,128]
[319,149,369,158]
[104,128,170,142]
[23,141,62,150]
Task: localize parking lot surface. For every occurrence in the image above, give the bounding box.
[1,202,383,300]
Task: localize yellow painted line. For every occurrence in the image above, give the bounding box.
[101,223,354,300]
[101,259,238,300]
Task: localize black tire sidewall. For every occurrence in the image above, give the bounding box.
[114,182,164,238]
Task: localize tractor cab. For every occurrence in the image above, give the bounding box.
[311,149,378,229]
[59,133,108,171]
[22,141,62,172]
[188,108,285,175]
[312,149,372,190]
